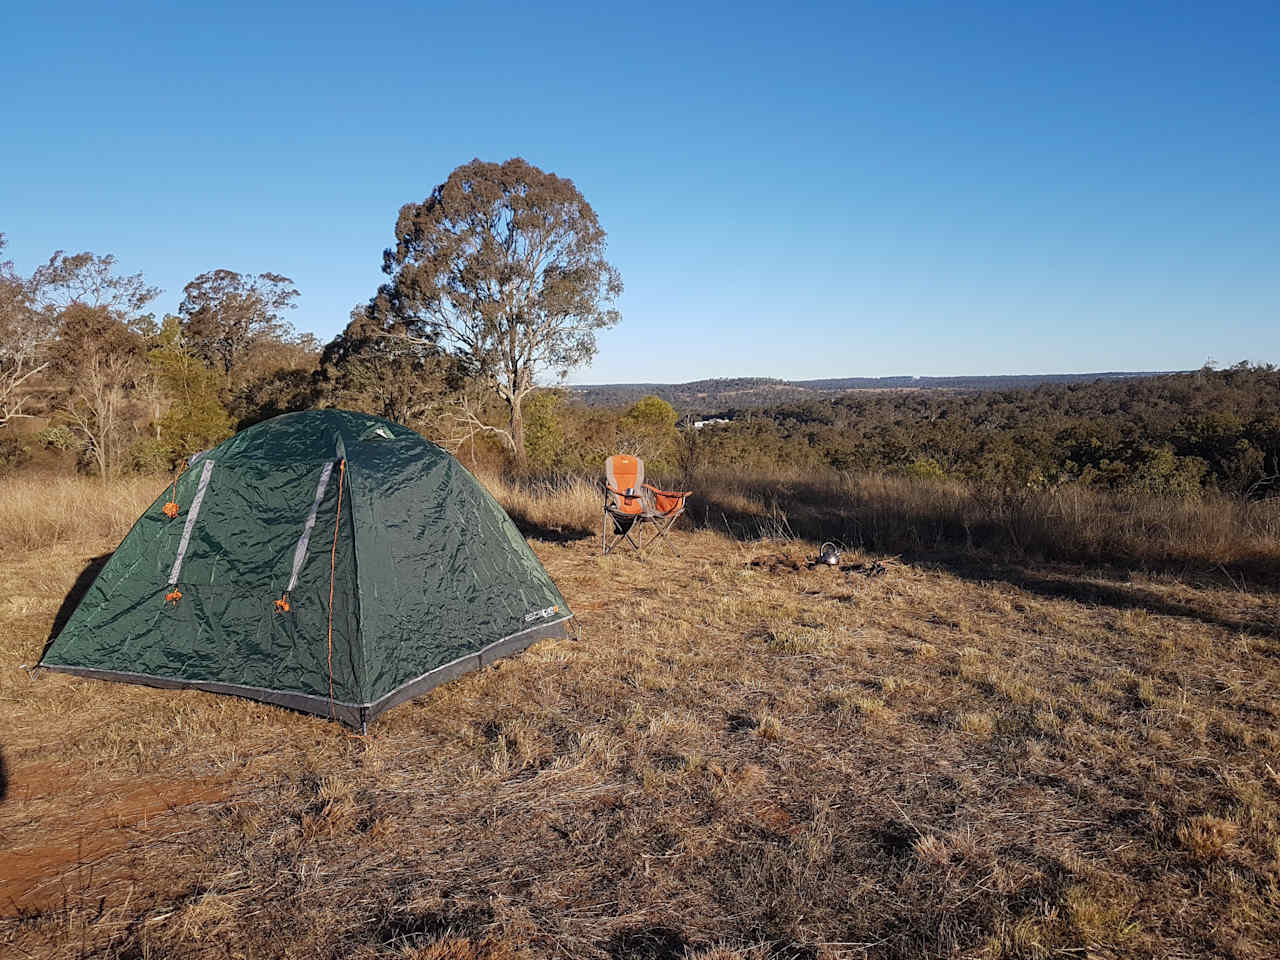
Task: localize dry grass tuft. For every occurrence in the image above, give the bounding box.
[690,467,1280,582]
[955,710,996,737]
[1176,814,1241,864]
[751,711,784,741]
[1064,880,1141,946]
[761,624,831,655]
[473,472,599,537]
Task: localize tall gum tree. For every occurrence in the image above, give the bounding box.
[36,252,159,479]
[376,157,622,469]
[0,235,55,427]
[179,269,299,388]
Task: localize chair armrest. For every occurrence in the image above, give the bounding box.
[603,483,644,502]
[641,484,692,498]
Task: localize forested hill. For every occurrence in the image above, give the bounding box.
[664,365,1280,498]
[572,371,1178,412]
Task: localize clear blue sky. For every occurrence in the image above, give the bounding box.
[3,1,1277,383]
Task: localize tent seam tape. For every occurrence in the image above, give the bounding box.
[344,453,367,714]
[286,459,334,592]
[168,458,216,586]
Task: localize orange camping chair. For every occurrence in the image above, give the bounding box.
[601,455,692,556]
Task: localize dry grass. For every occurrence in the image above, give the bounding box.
[2,475,1279,959]
[0,473,162,551]
[473,472,601,539]
[691,468,1280,584]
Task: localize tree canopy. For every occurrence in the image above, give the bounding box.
[318,305,457,426]
[179,269,299,385]
[0,234,53,426]
[375,157,622,468]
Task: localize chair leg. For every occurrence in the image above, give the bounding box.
[626,525,645,559]
[604,525,625,555]
[601,506,686,559]
[603,513,644,556]
[646,511,684,557]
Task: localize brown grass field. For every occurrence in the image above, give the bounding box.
[1,473,1279,959]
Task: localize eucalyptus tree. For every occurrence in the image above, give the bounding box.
[35,251,159,479]
[0,235,52,426]
[179,269,299,386]
[376,157,621,468]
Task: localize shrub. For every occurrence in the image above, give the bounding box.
[904,457,946,480]
[0,435,31,475]
[130,436,175,474]
[37,425,79,452]
[523,390,565,473]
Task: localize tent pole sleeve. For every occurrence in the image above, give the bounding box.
[168,458,216,586]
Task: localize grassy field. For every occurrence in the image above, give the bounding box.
[1,473,1279,958]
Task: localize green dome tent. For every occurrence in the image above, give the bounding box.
[40,410,571,728]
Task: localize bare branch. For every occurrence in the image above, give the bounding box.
[441,390,516,456]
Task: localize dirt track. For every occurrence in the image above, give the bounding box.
[0,758,227,915]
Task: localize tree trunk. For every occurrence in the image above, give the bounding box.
[94,439,109,483]
[507,396,528,473]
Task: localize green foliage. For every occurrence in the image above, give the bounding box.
[659,366,1280,499]
[230,368,317,429]
[523,390,565,473]
[617,395,680,473]
[37,425,78,452]
[178,269,299,382]
[316,305,453,427]
[149,317,233,461]
[904,457,946,481]
[129,436,173,474]
[1126,446,1208,498]
[623,395,677,430]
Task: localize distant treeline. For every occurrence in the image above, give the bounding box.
[571,371,1179,412]
[671,365,1280,498]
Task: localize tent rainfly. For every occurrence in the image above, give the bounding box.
[39,410,571,728]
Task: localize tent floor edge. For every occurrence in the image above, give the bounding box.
[363,616,572,723]
[38,664,369,728]
[39,615,571,730]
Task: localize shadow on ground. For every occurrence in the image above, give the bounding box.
[505,510,595,544]
[0,748,7,803]
[687,478,1280,594]
[687,484,1279,641]
[943,558,1280,642]
[41,552,113,658]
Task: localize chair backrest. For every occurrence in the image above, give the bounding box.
[605,455,645,514]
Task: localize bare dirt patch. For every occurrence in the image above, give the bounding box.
[0,758,226,914]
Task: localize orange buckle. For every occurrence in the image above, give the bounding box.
[164,589,183,606]
[274,594,291,613]
[162,501,180,519]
